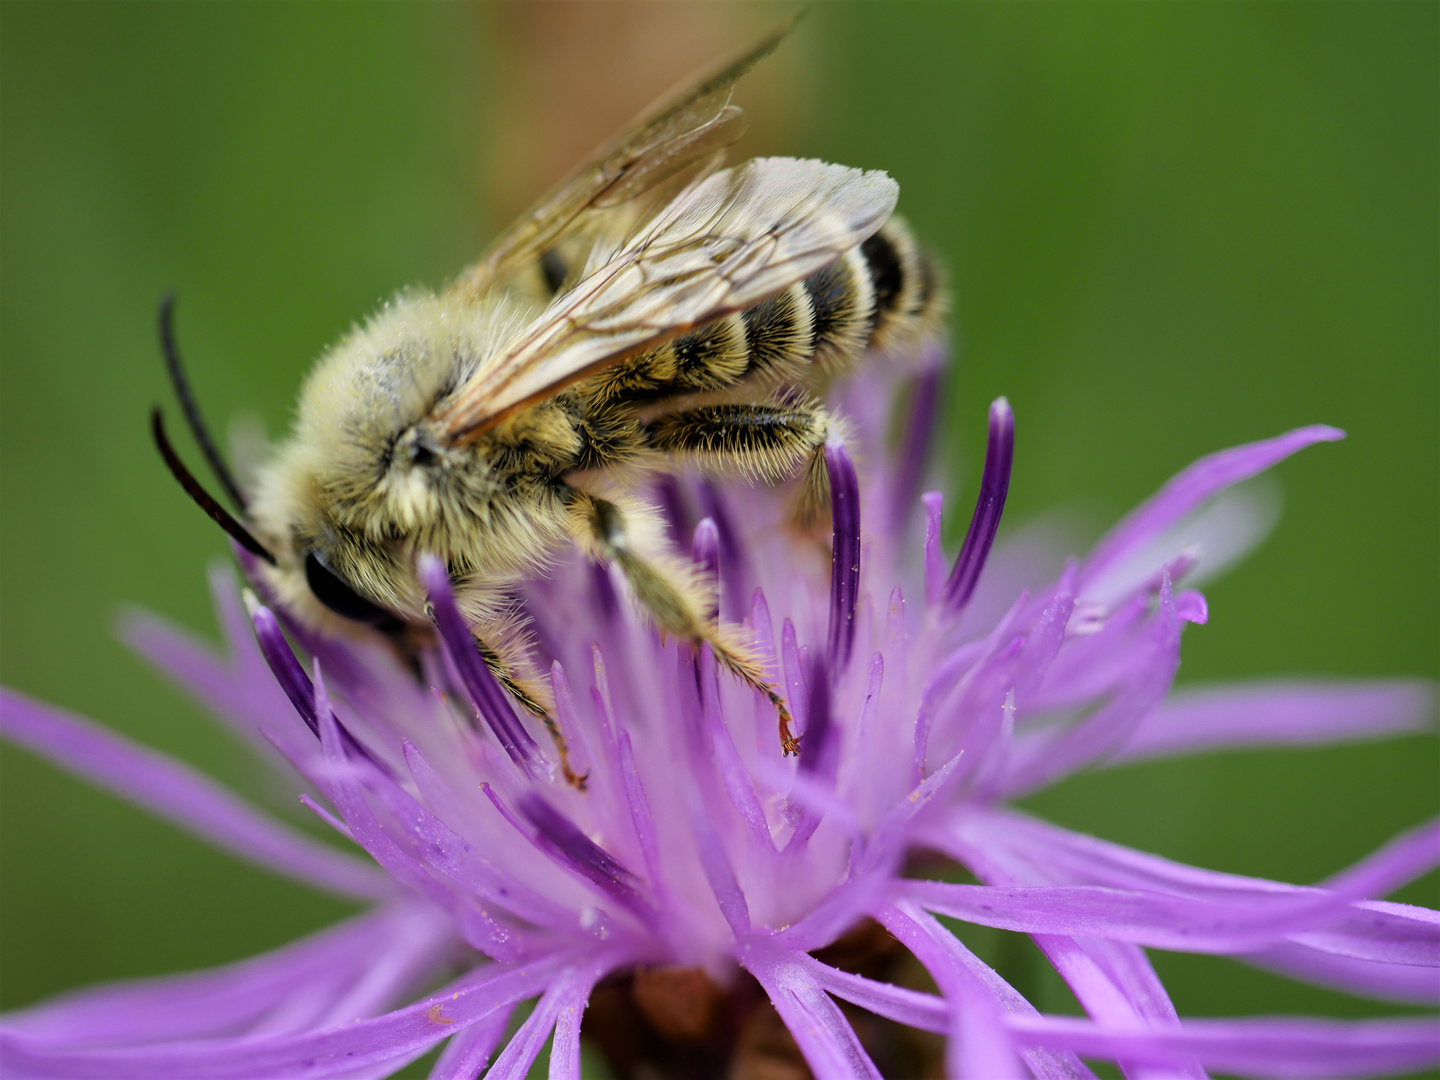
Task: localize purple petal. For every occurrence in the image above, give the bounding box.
[780,619,809,733]
[944,809,1440,976]
[1002,575,1182,796]
[616,730,662,888]
[314,703,470,926]
[1012,562,1078,707]
[922,492,946,606]
[245,603,383,776]
[654,473,690,545]
[427,1008,513,1080]
[484,959,608,1080]
[0,950,574,1078]
[0,689,389,902]
[694,648,771,848]
[944,397,1014,613]
[1002,1013,1440,1080]
[395,741,574,936]
[1288,900,1440,968]
[784,662,834,852]
[1239,941,1440,1006]
[796,954,947,1034]
[1322,818,1440,902]
[545,974,595,1080]
[417,555,543,776]
[875,904,1098,1080]
[117,607,282,757]
[891,366,945,531]
[913,588,1030,783]
[685,783,751,936]
[749,590,781,756]
[1082,426,1345,588]
[691,517,720,588]
[878,903,1032,1079]
[826,440,862,671]
[899,879,1440,960]
[482,785,653,926]
[697,482,751,620]
[2,903,448,1048]
[247,601,322,738]
[966,809,1440,917]
[745,944,884,1080]
[776,753,968,953]
[1109,680,1437,766]
[588,560,619,623]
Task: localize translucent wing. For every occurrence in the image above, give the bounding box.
[449,15,801,303]
[433,157,899,443]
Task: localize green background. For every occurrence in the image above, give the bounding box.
[1,1,1435,1072]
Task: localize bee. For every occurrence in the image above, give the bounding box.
[152,17,946,780]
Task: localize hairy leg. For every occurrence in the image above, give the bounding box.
[641,399,836,526]
[563,487,799,755]
[473,625,588,789]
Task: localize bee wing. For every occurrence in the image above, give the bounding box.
[450,15,801,302]
[433,157,900,443]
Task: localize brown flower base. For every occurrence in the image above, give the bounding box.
[583,921,944,1079]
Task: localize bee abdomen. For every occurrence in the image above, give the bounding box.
[587,314,750,405]
[577,218,946,411]
[802,247,876,376]
[740,283,815,382]
[746,216,944,380]
[858,216,947,355]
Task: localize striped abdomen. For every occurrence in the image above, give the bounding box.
[570,216,946,408]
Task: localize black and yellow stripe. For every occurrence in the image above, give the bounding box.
[562,214,945,411]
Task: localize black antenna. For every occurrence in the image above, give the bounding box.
[151,408,277,566]
[158,294,247,512]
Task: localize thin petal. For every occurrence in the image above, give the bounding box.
[1002,576,1182,796]
[745,945,884,1080]
[1108,680,1436,765]
[0,689,389,902]
[865,902,1096,1079]
[1081,426,1344,588]
[795,954,948,1034]
[891,364,944,532]
[481,784,653,926]
[0,950,574,1079]
[899,880,1440,960]
[1239,941,1440,1006]
[1003,1013,1440,1080]
[427,1009,513,1080]
[952,808,1433,906]
[877,903,1034,1080]
[418,555,544,777]
[945,397,1015,613]
[685,784,751,937]
[826,440,862,671]
[486,958,610,1080]
[2,903,448,1048]
[922,492,946,606]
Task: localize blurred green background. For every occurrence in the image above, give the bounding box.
[1,0,1435,1069]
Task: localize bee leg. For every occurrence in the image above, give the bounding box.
[640,400,835,528]
[474,631,588,790]
[564,488,800,756]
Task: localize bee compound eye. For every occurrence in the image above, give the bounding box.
[303,550,402,629]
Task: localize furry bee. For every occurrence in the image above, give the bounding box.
[153,18,945,777]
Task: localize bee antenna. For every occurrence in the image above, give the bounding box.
[151,407,277,566]
[157,294,248,512]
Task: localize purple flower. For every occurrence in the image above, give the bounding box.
[2,360,1437,1080]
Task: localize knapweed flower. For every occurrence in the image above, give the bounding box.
[2,361,1437,1079]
